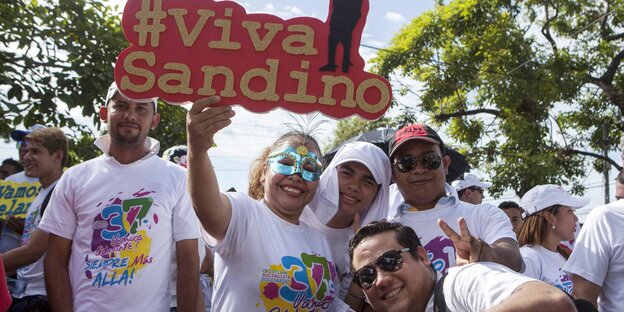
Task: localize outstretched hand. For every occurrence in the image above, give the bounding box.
[438,217,488,266]
[187,96,235,153]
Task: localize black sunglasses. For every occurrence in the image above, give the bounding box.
[353,248,410,289]
[393,154,442,173]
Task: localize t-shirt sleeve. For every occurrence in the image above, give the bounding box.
[38,172,77,240]
[202,192,251,259]
[445,262,535,311]
[519,247,541,279]
[474,204,517,244]
[563,207,610,286]
[172,175,200,242]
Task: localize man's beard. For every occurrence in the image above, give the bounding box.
[110,129,142,145]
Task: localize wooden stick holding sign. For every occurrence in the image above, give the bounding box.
[114,0,392,120]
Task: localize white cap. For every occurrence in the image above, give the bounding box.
[105,82,158,112]
[520,184,590,216]
[451,173,492,191]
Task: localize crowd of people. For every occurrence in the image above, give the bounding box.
[0,84,621,312]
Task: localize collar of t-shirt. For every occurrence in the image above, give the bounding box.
[398,183,458,214]
[94,134,160,165]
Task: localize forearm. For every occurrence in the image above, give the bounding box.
[3,229,48,272]
[480,238,522,271]
[487,281,575,312]
[3,246,40,272]
[176,240,200,312]
[187,147,230,240]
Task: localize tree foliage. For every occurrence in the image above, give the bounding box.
[0,0,125,136]
[353,0,624,197]
[1,0,188,164]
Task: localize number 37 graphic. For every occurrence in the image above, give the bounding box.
[101,198,154,240]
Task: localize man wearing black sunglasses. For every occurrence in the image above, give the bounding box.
[349,221,575,312]
[387,124,522,273]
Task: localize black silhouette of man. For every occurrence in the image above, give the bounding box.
[319,0,363,73]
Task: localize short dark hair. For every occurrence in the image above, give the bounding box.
[499,201,522,211]
[2,158,23,172]
[348,221,422,266]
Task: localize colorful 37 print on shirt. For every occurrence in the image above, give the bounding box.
[85,195,157,288]
[259,253,337,311]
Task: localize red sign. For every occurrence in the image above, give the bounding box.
[115,0,392,120]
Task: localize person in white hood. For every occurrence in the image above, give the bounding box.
[302,141,391,311]
[308,141,391,228]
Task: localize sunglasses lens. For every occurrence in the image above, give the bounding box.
[395,155,441,172]
[395,157,414,173]
[355,250,405,289]
[378,250,403,271]
[356,266,377,289]
[422,155,441,169]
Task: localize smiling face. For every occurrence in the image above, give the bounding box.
[23,141,62,183]
[352,231,436,312]
[392,140,450,210]
[100,93,160,147]
[336,161,380,215]
[263,137,321,224]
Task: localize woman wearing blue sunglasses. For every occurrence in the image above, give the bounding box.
[187,97,339,311]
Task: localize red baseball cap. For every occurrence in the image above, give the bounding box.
[388,124,445,157]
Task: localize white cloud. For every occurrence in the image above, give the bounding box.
[257,3,308,19]
[385,12,406,24]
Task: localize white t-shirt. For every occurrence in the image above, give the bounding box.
[15,180,58,298]
[520,245,572,294]
[204,192,338,311]
[564,200,624,312]
[390,184,516,274]
[440,262,535,311]
[38,136,199,312]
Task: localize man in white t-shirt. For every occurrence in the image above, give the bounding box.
[349,221,575,312]
[564,169,624,311]
[2,127,67,311]
[451,173,492,205]
[388,124,521,273]
[39,83,200,312]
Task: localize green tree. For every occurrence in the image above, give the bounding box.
[0,0,126,136]
[357,0,623,197]
[1,0,189,165]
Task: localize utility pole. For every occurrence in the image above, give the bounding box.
[603,123,610,204]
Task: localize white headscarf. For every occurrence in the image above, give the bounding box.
[308,141,392,227]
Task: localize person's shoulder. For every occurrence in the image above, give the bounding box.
[585,201,623,224]
[63,156,103,174]
[520,245,540,256]
[455,201,500,217]
[151,156,187,175]
[5,171,39,183]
